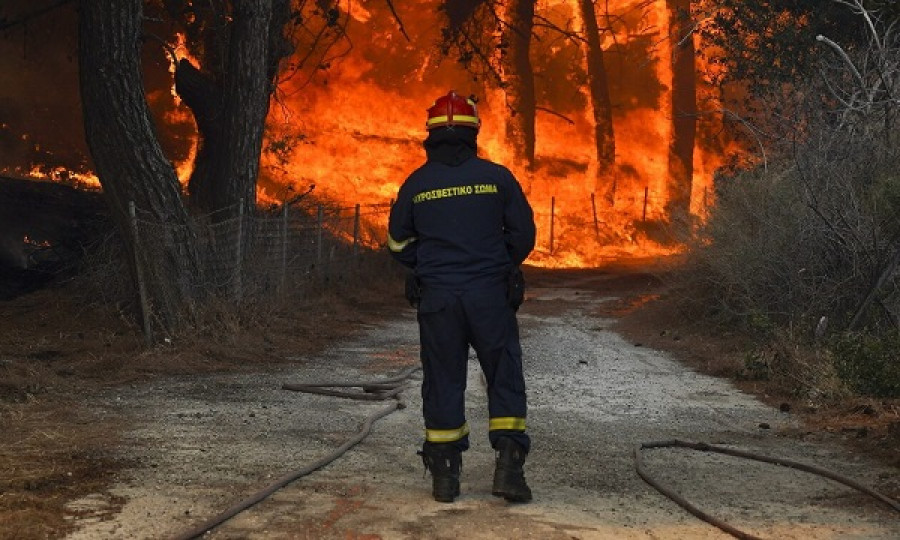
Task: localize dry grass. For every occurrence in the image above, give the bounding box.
[0,399,127,539]
[0,252,407,539]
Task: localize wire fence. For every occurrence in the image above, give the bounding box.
[128,186,709,339]
[129,198,394,340]
[531,187,712,254]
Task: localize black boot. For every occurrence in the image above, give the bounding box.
[492,437,532,503]
[418,444,461,503]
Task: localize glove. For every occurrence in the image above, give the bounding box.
[507,266,525,310]
[405,272,422,308]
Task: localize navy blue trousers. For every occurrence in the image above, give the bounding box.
[417,284,530,453]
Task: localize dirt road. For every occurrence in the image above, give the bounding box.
[65,271,900,539]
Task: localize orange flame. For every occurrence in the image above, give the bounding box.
[258,0,733,267]
[162,32,201,184]
[13,1,744,269]
[26,165,100,189]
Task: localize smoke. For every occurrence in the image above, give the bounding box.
[0,2,87,173]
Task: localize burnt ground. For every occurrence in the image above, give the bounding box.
[0,259,898,539]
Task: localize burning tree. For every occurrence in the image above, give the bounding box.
[437,0,621,186]
[438,0,700,229]
[4,0,754,310]
[501,0,538,171]
[578,0,616,200]
[665,0,697,230]
[439,0,538,170]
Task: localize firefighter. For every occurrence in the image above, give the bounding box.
[387,91,536,503]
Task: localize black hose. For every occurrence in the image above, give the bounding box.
[282,367,421,389]
[282,384,406,400]
[171,366,420,540]
[635,439,900,540]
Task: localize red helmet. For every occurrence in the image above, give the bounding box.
[426,91,480,131]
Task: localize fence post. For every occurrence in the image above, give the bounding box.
[233,199,244,301]
[129,201,152,346]
[591,192,600,242]
[353,203,360,258]
[549,196,556,255]
[642,187,649,222]
[281,202,289,290]
[316,204,324,277]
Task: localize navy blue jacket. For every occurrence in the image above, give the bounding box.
[388,155,536,290]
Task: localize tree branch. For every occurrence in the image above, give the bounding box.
[0,0,73,31]
[816,34,868,93]
[536,106,575,125]
[533,13,585,45]
[143,32,179,66]
[385,0,410,42]
[456,23,503,85]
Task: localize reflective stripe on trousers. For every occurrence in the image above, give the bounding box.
[417,284,529,452]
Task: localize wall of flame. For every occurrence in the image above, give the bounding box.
[254,0,734,266]
[0,0,741,268]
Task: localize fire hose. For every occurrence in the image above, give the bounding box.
[634,439,900,540]
[171,365,421,540]
[168,367,898,539]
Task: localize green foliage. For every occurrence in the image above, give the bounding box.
[696,0,900,149]
[746,309,774,335]
[830,332,900,398]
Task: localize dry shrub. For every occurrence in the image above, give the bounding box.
[676,133,900,397]
[738,328,851,405]
[674,4,900,398]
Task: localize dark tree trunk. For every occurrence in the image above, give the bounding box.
[78,0,201,333]
[176,59,224,214]
[500,0,536,170]
[666,0,697,227]
[177,0,292,217]
[206,0,272,216]
[579,0,617,201]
